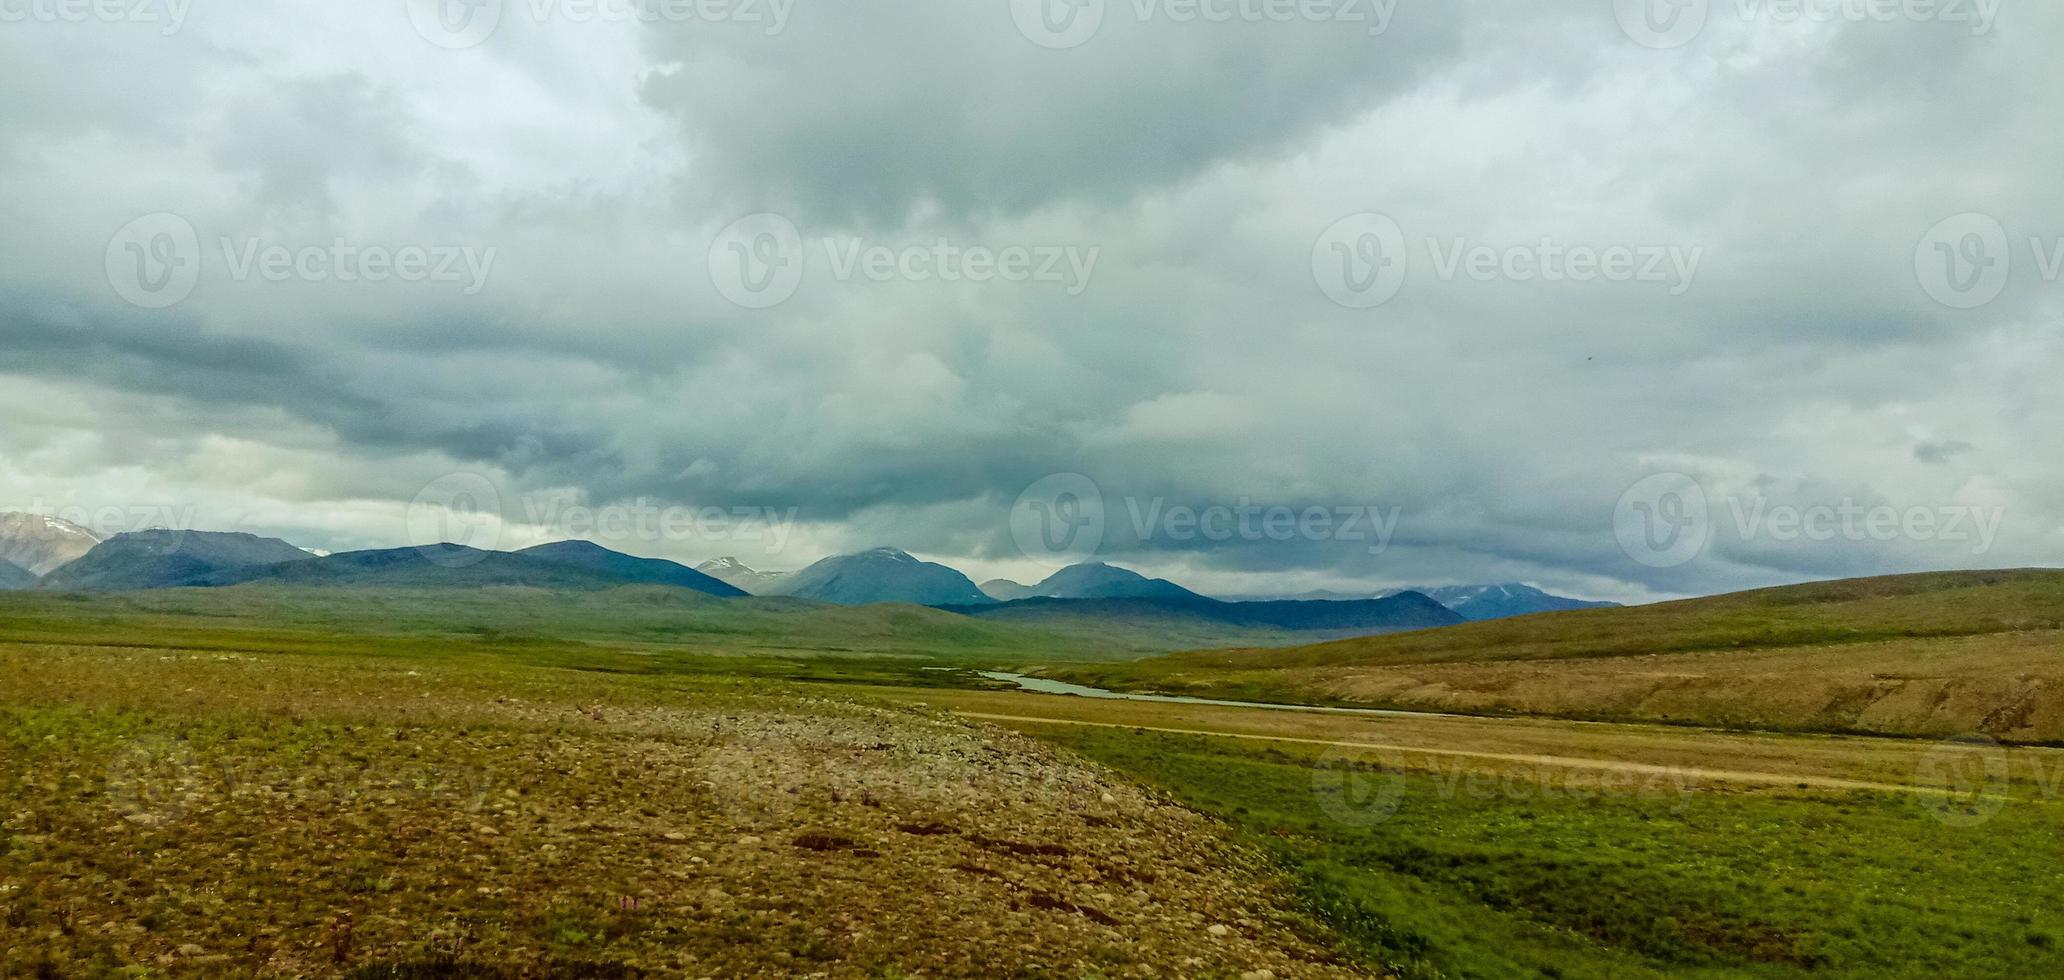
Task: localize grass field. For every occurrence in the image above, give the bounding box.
[0,584,1152,688]
[0,636,1359,977]
[977,709,2064,979]
[1057,570,2064,741]
[8,583,2064,976]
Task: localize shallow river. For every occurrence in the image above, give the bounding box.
[974,671,1463,719]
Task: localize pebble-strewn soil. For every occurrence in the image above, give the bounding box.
[0,649,1370,978]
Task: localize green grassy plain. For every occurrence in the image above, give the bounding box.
[8,581,2064,977]
[1057,571,2064,741]
[1032,724,2064,980]
[0,618,1358,977]
[0,584,1150,684]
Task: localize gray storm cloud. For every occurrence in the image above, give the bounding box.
[0,1,2059,602]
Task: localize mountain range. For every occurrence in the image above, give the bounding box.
[1,512,1613,631]
[518,540,746,597]
[696,556,790,594]
[1224,582,1621,621]
[943,591,1464,645]
[1406,583,1620,621]
[980,562,1202,602]
[700,550,996,607]
[770,548,992,606]
[39,529,314,592]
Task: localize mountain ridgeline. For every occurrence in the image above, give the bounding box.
[981,562,1202,602]
[39,529,314,592]
[0,513,103,578]
[1,513,1620,647]
[773,548,993,606]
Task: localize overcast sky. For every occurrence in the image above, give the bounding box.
[1,0,2058,602]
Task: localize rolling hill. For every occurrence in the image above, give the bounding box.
[979,578,1037,601]
[993,562,1205,601]
[0,560,36,590]
[942,591,1463,649]
[518,540,746,597]
[1057,569,2064,741]
[1411,583,1621,621]
[196,545,696,591]
[777,548,993,606]
[40,530,313,591]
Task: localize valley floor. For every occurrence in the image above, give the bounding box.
[5,612,2063,977]
[885,689,2064,979]
[0,644,1360,978]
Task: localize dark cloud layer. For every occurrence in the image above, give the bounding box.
[0,2,2059,602]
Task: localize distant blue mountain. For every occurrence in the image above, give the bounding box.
[518,540,745,597]
[778,548,993,606]
[1410,584,1620,621]
[41,530,313,591]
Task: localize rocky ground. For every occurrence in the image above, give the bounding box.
[0,647,1372,977]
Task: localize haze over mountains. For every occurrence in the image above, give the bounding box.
[0,513,102,578]
[696,557,790,595]
[980,563,1203,602]
[39,529,313,592]
[518,541,746,597]
[1408,584,1620,621]
[0,513,1613,635]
